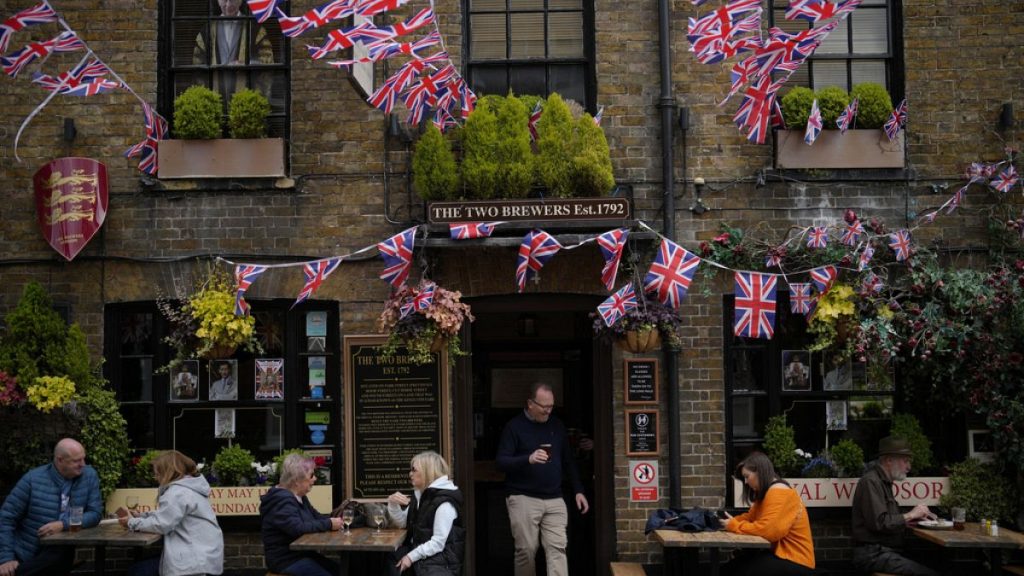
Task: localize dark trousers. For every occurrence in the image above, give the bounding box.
[722,551,814,576]
[852,543,940,576]
[282,555,341,576]
[15,546,75,576]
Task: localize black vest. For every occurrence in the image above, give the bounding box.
[405,487,465,576]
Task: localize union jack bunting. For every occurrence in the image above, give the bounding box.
[857,245,874,271]
[841,219,864,246]
[597,283,638,328]
[57,77,121,96]
[733,74,784,144]
[597,228,629,291]
[836,97,858,133]
[884,98,907,142]
[368,52,447,113]
[945,184,968,214]
[687,0,761,38]
[806,226,828,248]
[125,101,167,175]
[276,0,353,38]
[734,271,777,339]
[307,20,382,59]
[862,273,883,294]
[643,238,700,309]
[449,222,496,240]
[459,81,477,119]
[3,32,85,78]
[593,106,604,126]
[355,0,414,18]
[789,283,814,314]
[234,265,268,316]
[0,0,57,54]
[515,229,562,292]
[765,249,782,268]
[246,0,282,22]
[888,229,912,262]
[809,265,837,297]
[399,282,435,319]
[378,226,417,288]
[770,98,786,129]
[33,57,111,91]
[784,0,862,23]
[528,101,542,141]
[966,161,997,183]
[691,0,710,4]
[337,30,440,66]
[295,258,343,306]
[990,165,1019,194]
[804,99,822,145]
[404,64,457,125]
[688,10,761,65]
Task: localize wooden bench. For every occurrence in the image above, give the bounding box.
[871,573,899,576]
[609,561,646,576]
[1002,566,1024,576]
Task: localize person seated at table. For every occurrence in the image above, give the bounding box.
[120,450,224,576]
[851,436,939,576]
[260,454,342,576]
[386,451,464,576]
[721,451,815,576]
[0,438,102,576]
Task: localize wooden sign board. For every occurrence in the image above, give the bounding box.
[624,358,658,404]
[626,409,659,456]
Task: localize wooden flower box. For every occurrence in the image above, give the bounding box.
[775,129,904,170]
[157,138,286,179]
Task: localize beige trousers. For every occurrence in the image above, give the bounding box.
[506,494,569,576]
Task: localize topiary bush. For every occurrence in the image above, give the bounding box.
[535,93,576,197]
[890,413,933,472]
[572,112,614,197]
[850,82,893,129]
[830,438,865,477]
[213,444,255,485]
[228,88,270,139]
[780,87,816,129]
[815,86,850,129]
[77,386,129,499]
[126,449,162,487]
[412,125,459,200]
[492,93,534,199]
[940,458,1019,525]
[763,414,799,476]
[173,85,223,139]
[460,99,501,199]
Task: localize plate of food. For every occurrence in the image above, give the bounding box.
[917,519,954,530]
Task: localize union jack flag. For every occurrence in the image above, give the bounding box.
[688,9,761,65]
[884,98,907,142]
[734,272,777,339]
[785,0,862,23]
[888,229,912,262]
[399,282,435,319]
[597,283,638,328]
[643,238,700,309]
[336,29,440,66]
[804,98,823,145]
[125,101,167,175]
[459,81,477,119]
[723,55,761,103]
[857,245,874,271]
[691,0,710,4]
[449,222,497,239]
[368,52,447,113]
[355,0,414,18]
[234,264,268,315]
[597,228,629,291]
[277,0,353,38]
[378,226,417,288]
[593,106,604,126]
[807,226,828,248]
[34,57,111,91]
[307,20,381,59]
[837,97,858,133]
[246,0,282,23]
[295,258,343,306]
[810,265,837,297]
[733,74,784,144]
[0,0,57,54]
[404,64,457,125]
[528,101,542,141]
[841,219,864,246]
[515,229,562,292]
[57,77,121,96]
[966,161,997,183]
[945,184,968,214]
[687,0,761,38]
[765,249,782,268]
[991,165,1019,193]
[789,282,814,314]
[3,31,84,78]
[862,273,883,294]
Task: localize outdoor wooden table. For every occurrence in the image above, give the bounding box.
[40,520,162,576]
[910,522,1024,575]
[290,527,407,576]
[652,529,770,576]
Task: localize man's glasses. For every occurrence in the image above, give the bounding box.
[529,398,554,410]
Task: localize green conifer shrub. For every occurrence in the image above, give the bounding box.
[460,99,501,199]
[412,125,459,200]
[173,85,223,139]
[816,86,850,129]
[850,82,893,129]
[572,112,614,196]
[780,87,816,129]
[493,94,534,198]
[535,93,576,197]
[228,89,270,139]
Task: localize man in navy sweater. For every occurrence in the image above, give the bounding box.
[497,382,589,576]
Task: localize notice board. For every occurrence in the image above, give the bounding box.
[624,358,658,404]
[626,409,659,456]
[344,335,449,499]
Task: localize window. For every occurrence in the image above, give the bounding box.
[161,0,289,137]
[769,0,902,97]
[466,0,595,108]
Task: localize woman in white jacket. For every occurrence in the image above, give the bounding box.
[121,450,224,576]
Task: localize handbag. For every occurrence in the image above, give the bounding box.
[330,499,368,528]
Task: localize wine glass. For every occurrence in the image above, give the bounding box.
[126,496,139,514]
[372,506,385,534]
[341,508,354,536]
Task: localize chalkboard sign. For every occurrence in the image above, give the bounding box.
[624,359,658,404]
[626,409,659,456]
[344,335,449,499]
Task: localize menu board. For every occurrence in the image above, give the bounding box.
[626,409,659,456]
[344,336,449,499]
[624,358,658,404]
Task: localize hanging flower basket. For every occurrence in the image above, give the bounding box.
[377,282,474,365]
[429,334,448,354]
[592,296,684,352]
[203,343,238,359]
[617,328,661,354]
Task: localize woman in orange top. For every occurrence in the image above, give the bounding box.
[722,452,815,576]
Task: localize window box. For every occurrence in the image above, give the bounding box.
[106,484,333,517]
[731,476,948,508]
[775,129,904,170]
[157,138,286,179]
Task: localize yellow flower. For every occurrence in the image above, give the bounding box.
[26,376,76,412]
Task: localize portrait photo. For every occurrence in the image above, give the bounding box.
[823,354,853,391]
[214,408,236,439]
[255,358,284,400]
[781,350,811,392]
[170,360,199,402]
[209,359,238,401]
[826,400,848,431]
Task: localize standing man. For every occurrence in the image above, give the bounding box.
[210,361,237,401]
[193,0,274,103]
[850,436,939,576]
[497,383,589,576]
[0,438,103,576]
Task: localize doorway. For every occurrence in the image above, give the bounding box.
[455,294,614,576]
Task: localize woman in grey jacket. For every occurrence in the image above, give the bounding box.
[121,451,224,576]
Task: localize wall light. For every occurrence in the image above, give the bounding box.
[690,177,707,215]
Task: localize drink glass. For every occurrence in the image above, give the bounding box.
[952,507,966,531]
[539,444,552,462]
[341,508,354,536]
[69,506,83,532]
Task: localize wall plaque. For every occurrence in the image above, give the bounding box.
[344,335,449,499]
[624,358,658,404]
[626,409,659,456]
[428,198,631,223]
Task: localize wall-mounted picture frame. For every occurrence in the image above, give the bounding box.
[823,354,852,391]
[624,358,659,404]
[826,400,848,430]
[781,350,811,392]
[967,429,995,463]
[209,359,238,401]
[255,358,285,400]
[170,360,199,402]
[214,408,236,438]
[626,409,659,456]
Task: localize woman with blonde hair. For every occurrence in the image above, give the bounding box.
[386,451,464,575]
[121,450,224,576]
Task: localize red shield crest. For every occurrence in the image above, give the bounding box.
[33,157,109,261]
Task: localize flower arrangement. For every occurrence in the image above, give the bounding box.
[801,454,837,478]
[25,375,76,413]
[808,282,857,353]
[0,370,24,407]
[377,281,474,365]
[590,296,685,351]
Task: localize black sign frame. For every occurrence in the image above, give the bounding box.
[626,409,659,456]
[624,358,659,404]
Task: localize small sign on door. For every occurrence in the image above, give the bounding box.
[629,460,658,502]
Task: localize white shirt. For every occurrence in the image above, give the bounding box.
[387,475,459,563]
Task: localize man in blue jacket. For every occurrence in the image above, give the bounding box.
[0,438,103,576]
[497,382,589,576]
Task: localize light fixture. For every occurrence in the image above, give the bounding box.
[62,118,76,143]
[690,177,707,215]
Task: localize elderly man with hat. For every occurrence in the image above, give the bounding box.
[850,436,939,576]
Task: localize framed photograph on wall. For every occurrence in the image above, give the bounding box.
[170,360,199,402]
[781,350,811,392]
[968,429,995,463]
[255,358,285,400]
[209,359,238,401]
[214,408,236,438]
[826,400,848,431]
[823,355,852,391]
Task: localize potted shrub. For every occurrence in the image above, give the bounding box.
[590,296,684,354]
[377,281,475,365]
[829,438,865,478]
[159,85,285,179]
[212,444,256,486]
[939,458,1019,525]
[413,125,459,201]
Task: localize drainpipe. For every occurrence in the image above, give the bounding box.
[656,0,681,508]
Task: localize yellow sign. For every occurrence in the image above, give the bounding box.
[106,485,333,517]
